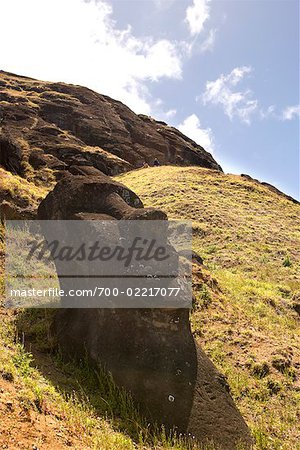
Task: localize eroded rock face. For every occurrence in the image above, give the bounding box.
[0,70,222,186]
[38,172,252,450]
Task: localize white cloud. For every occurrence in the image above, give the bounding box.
[200,28,217,53]
[202,66,258,124]
[259,105,276,120]
[178,114,214,153]
[0,0,183,115]
[259,104,300,121]
[281,105,300,121]
[165,109,177,118]
[185,0,211,36]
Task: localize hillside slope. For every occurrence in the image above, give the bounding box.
[0,165,299,449]
[0,70,221,183]
[116,166,300,450]
[0,71,299,449]
[0,70,223,219]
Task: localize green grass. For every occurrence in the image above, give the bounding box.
[0,233,206,449]
[1,164,299,449]
[0,167,51,210]
[1,305,214,449]
[116,166,300,450]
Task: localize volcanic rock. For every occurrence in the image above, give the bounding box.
[0,70,222,186]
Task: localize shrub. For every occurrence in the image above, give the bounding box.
[283,255,292,267]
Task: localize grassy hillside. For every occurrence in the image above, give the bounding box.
[116,166,300,450]
[0,234,198,448]
[0,167,52,216]
[0,166,217,450]
[0,165,299,449]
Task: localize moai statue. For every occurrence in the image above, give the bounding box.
[38,169,252,450]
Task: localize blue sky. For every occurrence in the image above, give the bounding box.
[1,0,299,198]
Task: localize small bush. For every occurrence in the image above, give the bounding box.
[251,362,270,379]
[12,344,34,377]
[283,255,292,267]
[271,355,291,373]
[196,285,212,308]
[266,378,281,395]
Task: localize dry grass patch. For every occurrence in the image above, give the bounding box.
[116,166,300,450]
[0,167,51,210]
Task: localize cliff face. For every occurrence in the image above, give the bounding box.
[0,70,222,187]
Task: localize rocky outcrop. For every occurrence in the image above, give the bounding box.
[37,171,252,450]
[0,70,222,188]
